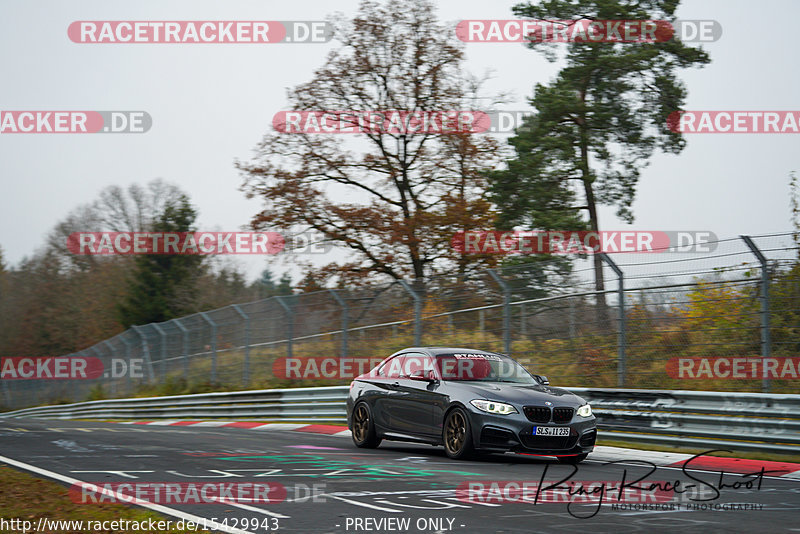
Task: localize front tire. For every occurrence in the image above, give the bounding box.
[443,407,475,459]
[351,402,381,448]
[558,453,588,464]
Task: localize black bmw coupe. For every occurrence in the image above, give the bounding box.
[346,347,596,463]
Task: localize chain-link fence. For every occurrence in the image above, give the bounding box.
[3,232,798,410]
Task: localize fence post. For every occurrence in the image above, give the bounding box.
[200,312,218,383]
[1,377,10,408]
[488,269,512,355]
[173,318,190,382]
[119,335,134,395]
[741,235,772,393]
[76,350,93,401]
[600,254,626,387]
[398,280,422,346]
[149,323,168,383]
[231,305,250,385]
[328,289,348,359]
[101,340,117,396]
[89,346,107,397]
[569,297,576,339]
[275,296,294,359]
[131,325,156,383]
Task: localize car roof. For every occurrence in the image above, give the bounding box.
[392,347,505,357]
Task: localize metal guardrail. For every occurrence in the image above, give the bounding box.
[0,386,350,424]
[570,388,800,454]
[2,386,799,455]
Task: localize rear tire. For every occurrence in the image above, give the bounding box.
[351,402,381,448]
[558,453,588,464]
[443,407,475,459]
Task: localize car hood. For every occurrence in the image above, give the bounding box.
[455,382,586,406]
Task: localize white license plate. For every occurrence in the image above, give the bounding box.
[534,426,570,437]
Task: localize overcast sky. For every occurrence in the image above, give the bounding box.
[1,0,798,282]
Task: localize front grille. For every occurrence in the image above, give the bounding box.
[553,407,574,423]
[580,429,597,447]
[520,434,577,450]
[523,406,551,423]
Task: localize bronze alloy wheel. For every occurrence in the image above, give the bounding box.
[351,402,381,448]
[443,408,474,459]
[353,404,369,442]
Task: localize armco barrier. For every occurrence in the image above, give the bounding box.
[2,386,799,455]
[0,386,350,424]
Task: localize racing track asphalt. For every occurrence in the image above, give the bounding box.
[0,418,798,534]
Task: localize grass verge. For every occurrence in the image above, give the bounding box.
[0,465,208,533]
[597,438,800,464]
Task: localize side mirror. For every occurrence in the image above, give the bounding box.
[409,369,435,382]
[533,375,550,386]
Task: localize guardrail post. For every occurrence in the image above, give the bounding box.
[600,254,626,387]
[200,312,218,383]
[119,335,134,395]
[741,235,772,393]
[231,305,250,385]
[131,325,156,383]
[488,269,512,355]
[275,296,294,359]
[173,318,190,382]
[328,289,348,359]
[149,323,168,383]
[398,280,422,346]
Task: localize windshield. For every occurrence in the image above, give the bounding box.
[435,353,537,384]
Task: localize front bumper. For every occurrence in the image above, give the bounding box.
[467,409,597,456]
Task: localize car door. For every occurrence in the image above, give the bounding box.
[369,354,406,432]
[387,353,442,438]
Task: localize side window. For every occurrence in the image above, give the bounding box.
[378,355,405,378]
[377,353,435,378]
[400,353,434,378]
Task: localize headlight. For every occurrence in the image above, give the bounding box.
[577,404,593,417]
[470,399,518,415]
